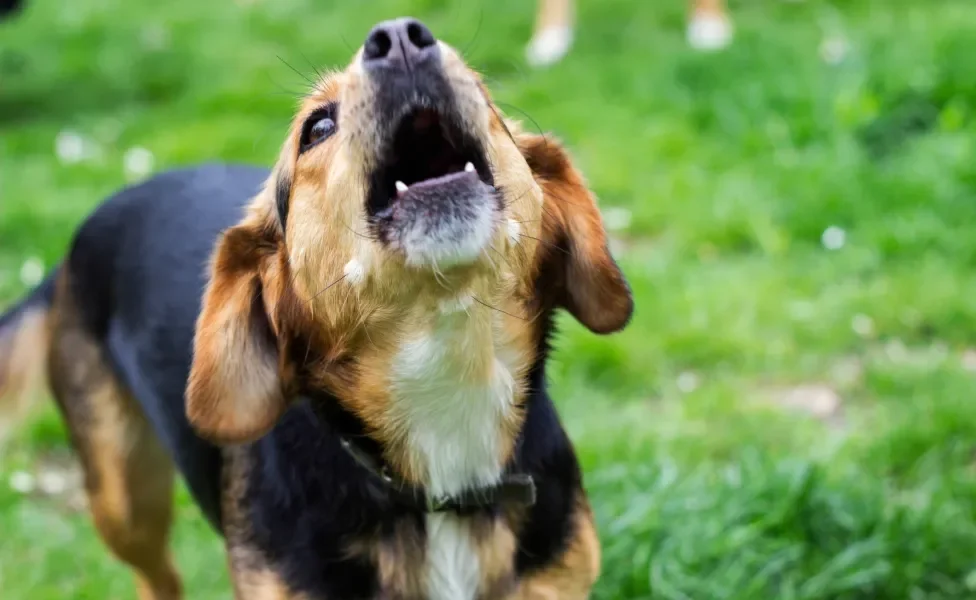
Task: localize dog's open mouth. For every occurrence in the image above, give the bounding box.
[366,106,500,268]
[367,108,494,217]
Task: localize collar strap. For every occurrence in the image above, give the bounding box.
[339,437,536,513]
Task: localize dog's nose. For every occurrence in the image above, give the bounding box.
[362,18,439,71]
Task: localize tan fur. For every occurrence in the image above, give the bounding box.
[232,568,308,600]
[0,308,50,443]
[185,201,286,444]
[517,130,633,334]
[475,517,520,598]
[370,523,430,597]
[511,501,601,599]
[48,277,181,600]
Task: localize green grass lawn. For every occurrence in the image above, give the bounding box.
[3,0,976,597]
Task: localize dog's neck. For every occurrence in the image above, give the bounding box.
[383,295,524,499]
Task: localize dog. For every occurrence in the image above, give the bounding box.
[0,17,633,600]
[526,0,733,66]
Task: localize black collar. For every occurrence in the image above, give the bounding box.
[338,436,536,513]
[302,392,536,513]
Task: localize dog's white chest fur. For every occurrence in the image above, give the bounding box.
[390,308,515,600]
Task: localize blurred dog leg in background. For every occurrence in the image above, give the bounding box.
[526,0,733,67]
[687,0,733,51]
[526,0,575,68]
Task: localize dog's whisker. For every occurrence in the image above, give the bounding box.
[471,296,527,321]
[459,7,486,59]
[300,52,326,83]
[342,221,378,242]
[306,273,348,306]
[276,55,317,88]
[519,233,570,256]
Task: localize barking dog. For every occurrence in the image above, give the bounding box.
[0,17,632,600]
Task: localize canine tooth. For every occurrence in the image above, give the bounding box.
[464,162,475,173]
[395,181,408,193]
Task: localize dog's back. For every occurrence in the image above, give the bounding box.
[0,163,268,527]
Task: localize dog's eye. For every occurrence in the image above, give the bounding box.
[300,104,338,153]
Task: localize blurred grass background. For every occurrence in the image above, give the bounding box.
[3,0,976,598]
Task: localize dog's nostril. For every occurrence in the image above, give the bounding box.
[362,18,440,70]
[406,21,435,50]
[364,29,393,61]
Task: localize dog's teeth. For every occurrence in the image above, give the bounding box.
[464,162,475,173]
[395,181,408,193]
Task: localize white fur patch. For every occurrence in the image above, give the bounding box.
[687,13,733,51]
[390,310,516,599]
[506,219,520,244]
[426,514,482,600]
[391,324,514,497]
[343,258,365,285]
[526,26,574,67]
[400,199,495,269]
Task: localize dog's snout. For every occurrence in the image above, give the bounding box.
[363,18,438,71]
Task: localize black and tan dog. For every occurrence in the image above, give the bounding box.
[0,17,632,600]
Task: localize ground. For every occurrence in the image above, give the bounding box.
[2,0,976,598]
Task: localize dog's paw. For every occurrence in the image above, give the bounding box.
[687,11,733,51]
[525,26,573,67]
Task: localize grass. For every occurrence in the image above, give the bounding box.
[2,0,976,597]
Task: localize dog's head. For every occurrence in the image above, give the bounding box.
[186,18,633,446]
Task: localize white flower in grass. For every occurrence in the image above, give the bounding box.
[961,350,976,373]
[601,207,632,232]
[124,147,155,180]
[965,568,976,590]
[821,225,846,250]
[608,237,628,257]
[884,339,908,363]
[779,384,842,421]
[37,471,68,495]
[55,131,86,164]
[676,371,700,394]
[819,35,850,65]
[851,313,874,338]
[19,256,44,287]
[9,471,34,494]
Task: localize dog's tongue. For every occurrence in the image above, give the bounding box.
[394,168,480,199]
[394,162,478,197]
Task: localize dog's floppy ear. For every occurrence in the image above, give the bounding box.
[518,133,633,334]
[186,200,287,444]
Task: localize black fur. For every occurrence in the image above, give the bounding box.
[239,378,581,596]
[3,164,581,597]
[61,164,267,529]
[0,0,23,18]
[275,170,292,231]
